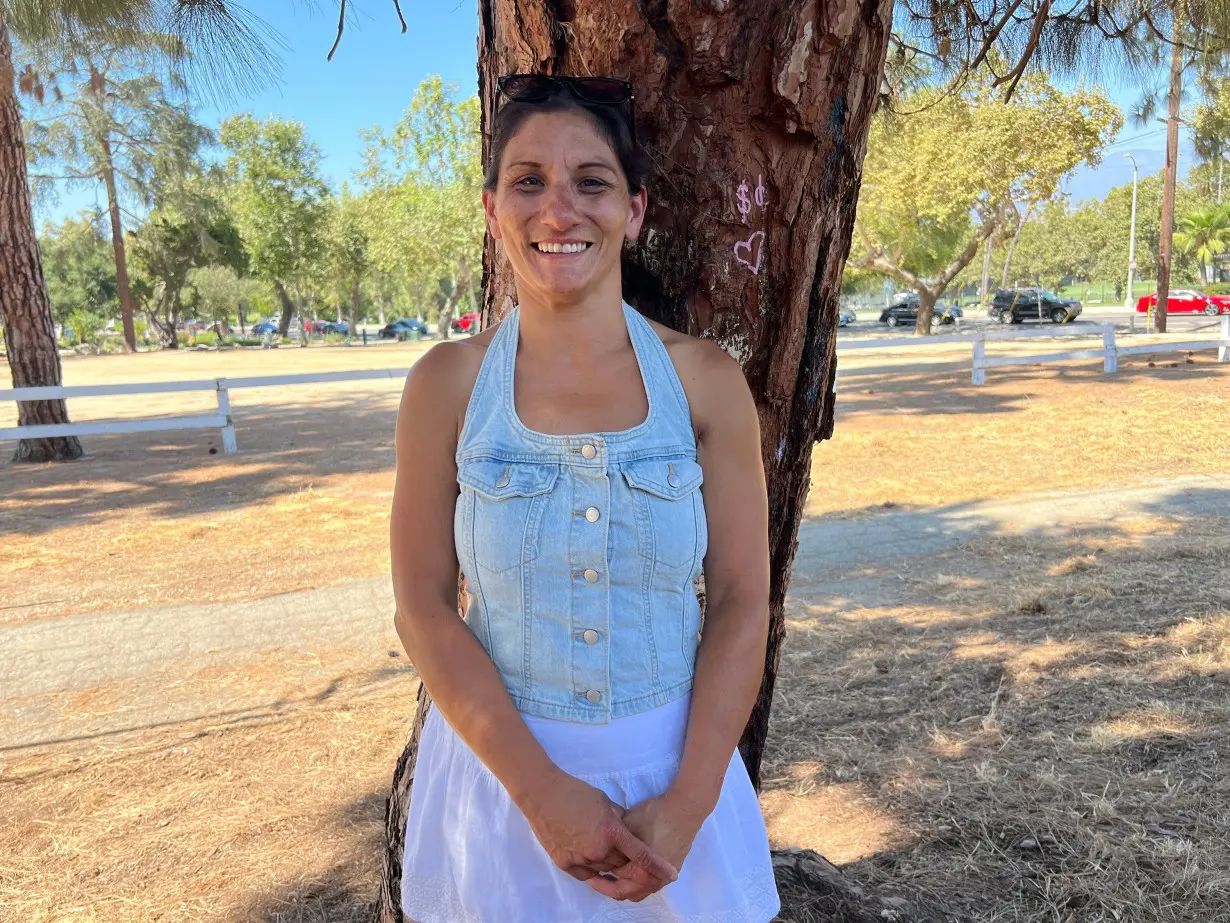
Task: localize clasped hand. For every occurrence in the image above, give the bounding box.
[522,771,706,902]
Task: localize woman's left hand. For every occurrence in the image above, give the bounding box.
[588,792,708,902]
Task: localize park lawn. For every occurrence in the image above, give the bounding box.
[2,513,1228,921]
[1,343,1229,623]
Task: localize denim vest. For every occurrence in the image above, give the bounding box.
[454,303,707,723]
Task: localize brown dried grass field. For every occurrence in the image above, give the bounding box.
[2,341,1229,922]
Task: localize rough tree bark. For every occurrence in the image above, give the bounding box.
[99,133,138,352]
[275,281,296,337]
[0,12,83,463]
[375,0,945,919]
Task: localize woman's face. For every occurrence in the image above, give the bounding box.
[482,110,647,305]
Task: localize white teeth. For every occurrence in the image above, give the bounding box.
[536,242,589,253]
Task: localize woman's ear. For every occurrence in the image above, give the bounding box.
[482,189,503,240]
[624,186,648,242]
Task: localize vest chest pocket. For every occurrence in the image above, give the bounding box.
[622,457,705,570]
[458,459,560,574]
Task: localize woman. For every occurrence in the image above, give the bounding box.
[390,73,780,922]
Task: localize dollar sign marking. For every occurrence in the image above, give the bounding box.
[736,180,751,224]
[754,174,766,208]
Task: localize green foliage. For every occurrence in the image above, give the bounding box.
[38,213,118,325]
[220,114,331,292]
[851,71,1121,310]
[323,331,347,345]
[358,77,483,321]
[1173,205,1230,284]
[1205,282,1230,295]
[64,308,106,346]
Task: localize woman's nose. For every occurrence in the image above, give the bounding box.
[538,183,579,228]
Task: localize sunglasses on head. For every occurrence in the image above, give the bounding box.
[497,74,637,142]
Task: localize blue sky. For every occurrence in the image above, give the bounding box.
[34,3,1184,224]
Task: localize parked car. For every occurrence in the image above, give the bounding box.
[838,306,858,327]
[251,321,278,335]
[450,311,480,335]
[324,321,350,335]
[379,318,430,340]
[878,294,962,327]
[988,289,1083,324]
[1135,289,1230,315]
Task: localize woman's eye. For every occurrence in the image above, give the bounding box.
[514,176,542,188]
[580,178,610,191]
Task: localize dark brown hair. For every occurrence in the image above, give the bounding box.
[482,90,651,194]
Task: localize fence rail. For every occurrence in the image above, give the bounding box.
[0,369,413,454]
[4,319,1229,452]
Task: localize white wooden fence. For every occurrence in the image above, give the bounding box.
[3,318,1228,453]
[835,316,1230,386]
[0,368,412,454]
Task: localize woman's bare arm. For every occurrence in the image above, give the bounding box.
[669,341,770,815]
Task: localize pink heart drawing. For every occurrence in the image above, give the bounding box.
[734,230,765,275]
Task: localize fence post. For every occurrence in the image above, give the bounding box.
[1220,316,1229,363]
[216,378,238,454]
[1103,328,1118,374]
[972,336,986,385]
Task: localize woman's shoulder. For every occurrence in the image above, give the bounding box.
[398,322,503,440]
[642,317,753,433]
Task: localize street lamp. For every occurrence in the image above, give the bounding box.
[1125,154,1139,313]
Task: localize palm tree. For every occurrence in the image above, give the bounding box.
[1174,205,1230,284]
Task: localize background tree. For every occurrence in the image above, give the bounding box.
[326,182,370,334]
[22,38,212,351]
[38,212,118,327]
[359,76,483,340]
[220,113,330,342]
[129,173,246,346]
[1173,205,1230,284]
[850,74,1120,332]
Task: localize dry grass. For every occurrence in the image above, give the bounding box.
[3,519,1228,921]
[762,519,1230,922]
[4,342,1230,922]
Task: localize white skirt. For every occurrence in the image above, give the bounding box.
[401,694,781,922]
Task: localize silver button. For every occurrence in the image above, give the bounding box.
[585,689,602,703]
[582,629,599,645]
[584,507,600,522]
[495,468,511,488]
[667,474,681,488]
[582,568,599,583]
[580,444,597,459]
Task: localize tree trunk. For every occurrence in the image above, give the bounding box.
[99,133,138,352]
[0,15,83,463]
[376,0,895,917]
[999,204,1031,289]
[349,277,361,338]
[1156,32,1182,334]
[275,281,295,337]
[916,288,938,331]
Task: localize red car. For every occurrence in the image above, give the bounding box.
[1135,289,1230,315]
[450,311,480,334]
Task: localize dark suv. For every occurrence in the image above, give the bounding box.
[879,293,963,327]
[988,289,1083,324]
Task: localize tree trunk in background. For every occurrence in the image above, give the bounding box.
[99,134,137,352]
[349,277,361,337]
[377,0,901,917]
[1156,33,1182,334]
[275,281,295,337]
[0,14,84,463]
[999,205,1031,289]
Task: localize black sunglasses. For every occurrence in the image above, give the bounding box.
[497,74,637,142]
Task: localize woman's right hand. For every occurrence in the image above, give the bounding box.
[519,769,678,897]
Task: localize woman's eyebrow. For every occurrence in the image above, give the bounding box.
[576,161,617,172]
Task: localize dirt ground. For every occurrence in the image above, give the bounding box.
[2,340,1230,922]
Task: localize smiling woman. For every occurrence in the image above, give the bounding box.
[387,74,780,922]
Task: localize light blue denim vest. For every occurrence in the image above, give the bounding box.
[454,302,707,723]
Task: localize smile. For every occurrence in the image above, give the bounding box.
[533,242,592,253]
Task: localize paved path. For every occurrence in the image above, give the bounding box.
[3,474,1227,756]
